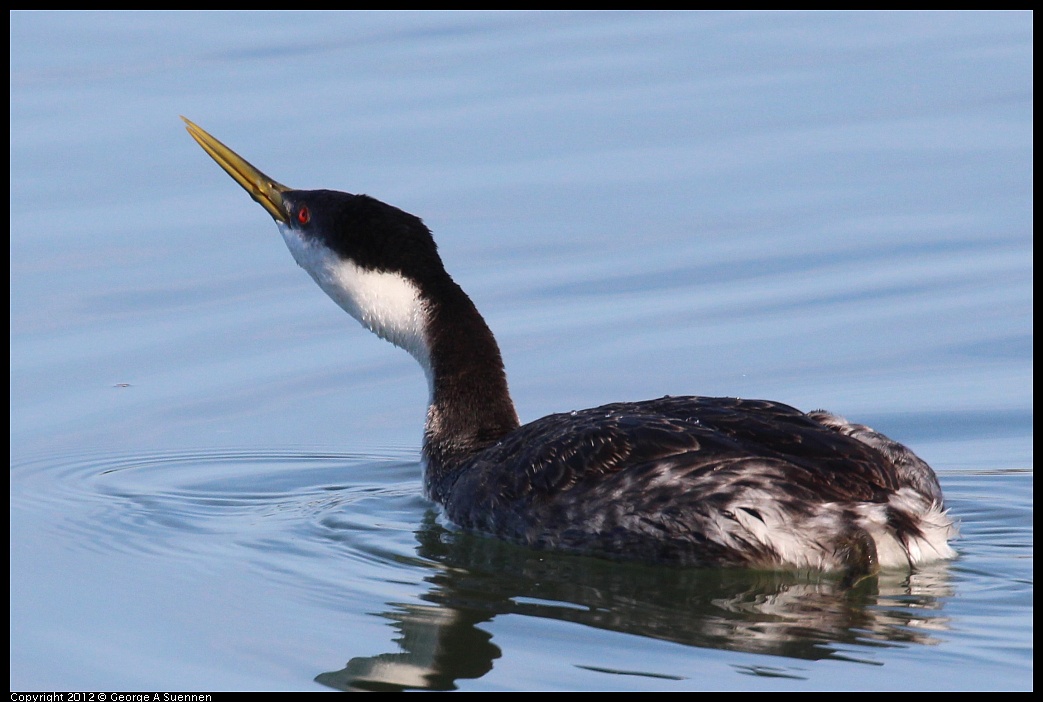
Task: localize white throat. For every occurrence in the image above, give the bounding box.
[279,224,433,387]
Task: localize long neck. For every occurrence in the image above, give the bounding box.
[278,223,519,495]
[420,276,520,499]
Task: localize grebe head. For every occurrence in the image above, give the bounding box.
[182,117,436,384]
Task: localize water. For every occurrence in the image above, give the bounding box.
[10,11,1032,691]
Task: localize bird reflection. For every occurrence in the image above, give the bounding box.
[316,512,953,691]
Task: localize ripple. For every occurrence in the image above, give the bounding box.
[10,445,429,567]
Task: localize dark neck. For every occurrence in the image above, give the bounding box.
[420,276,520,499]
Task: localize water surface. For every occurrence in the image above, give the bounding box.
[10,11,1032,691]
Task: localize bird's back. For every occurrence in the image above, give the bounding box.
[434,396,954,574]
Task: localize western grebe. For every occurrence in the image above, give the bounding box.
[183,117,955,576]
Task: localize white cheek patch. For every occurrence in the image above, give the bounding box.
[279,225,433,380]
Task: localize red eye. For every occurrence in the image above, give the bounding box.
[297,205,310,225]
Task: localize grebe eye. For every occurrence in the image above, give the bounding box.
[297,205,310,225]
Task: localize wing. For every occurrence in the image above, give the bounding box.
[478,396,903,502]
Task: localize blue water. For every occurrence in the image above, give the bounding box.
[10,11,1032,691]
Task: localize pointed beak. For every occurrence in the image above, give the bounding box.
[182,116,292,223]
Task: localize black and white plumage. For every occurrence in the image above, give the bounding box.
[183,118,955,576]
